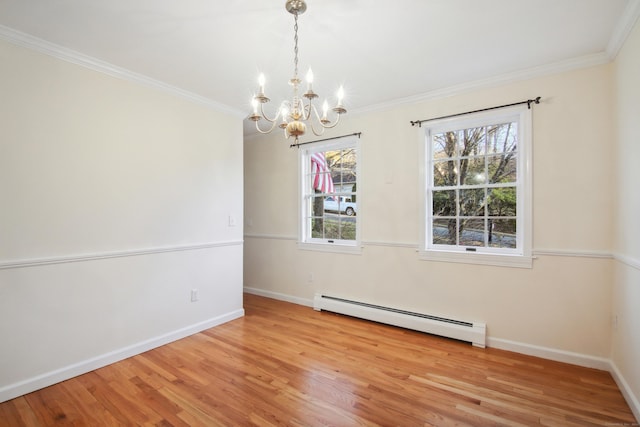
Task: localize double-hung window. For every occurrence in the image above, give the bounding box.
[299,135,361,253]
[421,106,532,267]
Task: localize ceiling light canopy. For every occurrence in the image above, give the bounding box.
[248,0,346,143]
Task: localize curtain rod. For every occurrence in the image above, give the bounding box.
[410,97,541,127]
[290,132,362,148]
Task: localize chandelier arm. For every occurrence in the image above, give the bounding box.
[254,119,281,134]
[301,98,314,121]
[308,102,326,124]
[319,112,342,129]
[309,123,327,137]
[311,102,341,128]
[304,103,344,136]
[305,104,326,136]
[258,102,283,123]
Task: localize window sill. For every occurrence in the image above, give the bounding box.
[298,242,363,255]
[419,250,533,268]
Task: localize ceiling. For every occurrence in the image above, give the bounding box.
[0,0,638,137]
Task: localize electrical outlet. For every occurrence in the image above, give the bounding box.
[191,289,199,302]
[308,272,314,283]
[228,215,237,227]
[612,314,618,330]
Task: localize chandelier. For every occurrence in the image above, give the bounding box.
[248,0,346,143]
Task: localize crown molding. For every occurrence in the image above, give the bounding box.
[607,0,640,59]
[351,52,610,116]
[0,25,245,118]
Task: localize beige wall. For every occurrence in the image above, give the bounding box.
[245,64,615,360]
[613,16,640,417]
[0,39,244,401]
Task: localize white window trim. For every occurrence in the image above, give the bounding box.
[418,105,532,268]
[298,136,362,254]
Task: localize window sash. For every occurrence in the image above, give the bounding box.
[421,106,532,266]
[299,136,360,251]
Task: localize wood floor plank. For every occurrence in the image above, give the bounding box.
[0,293,636,426]
[0,397,41,427]
[57,379,119,426]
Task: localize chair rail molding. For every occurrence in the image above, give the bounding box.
[0,240,244,270]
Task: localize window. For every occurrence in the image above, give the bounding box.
[421,106,532,267]
[299,135,360,253]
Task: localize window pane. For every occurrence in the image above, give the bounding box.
[459,189,485,216]
[459,219,484,247]
[487,122,517,154]
[313,171,334,194]
[340,219,356,241]
[432,190,456,216]
[461,157,486,185]
[433,161,457,187]
[488,154,517,184]
[341,148,357,185]
[488,219,516,248]
[433,218,456,245]
[487,187,516,216]
[461,127,486,156]
[324,149,341,166]
[343,147,357,202]
[325,149,343,188]
[311,217,324,239]
[323,216,340,239]
[311,196,325,216]
[433,131,458,160]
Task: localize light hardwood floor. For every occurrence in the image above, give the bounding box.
[1,293,636,426]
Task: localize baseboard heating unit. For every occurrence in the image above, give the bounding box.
[313,294,486,348]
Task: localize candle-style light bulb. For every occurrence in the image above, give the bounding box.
[337,86,344,106]
[258,73,266,94]
[251,98,258,114]
[322,100,329,120]
[281,107,289,122]
[306,68,314,90]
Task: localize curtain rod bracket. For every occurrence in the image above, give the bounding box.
[527,97,541,109]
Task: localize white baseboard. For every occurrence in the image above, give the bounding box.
[0,309,244,404]
[487,337,611,370]
[243,286,314,307]
[610,360,640,422]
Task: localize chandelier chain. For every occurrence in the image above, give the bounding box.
[293,13,299,79]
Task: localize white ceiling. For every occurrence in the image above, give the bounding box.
[0,0,638,137]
